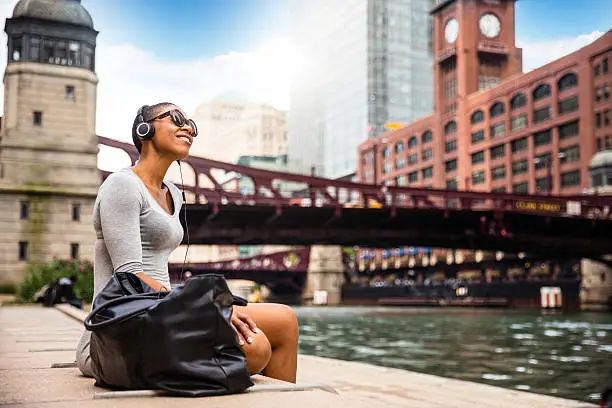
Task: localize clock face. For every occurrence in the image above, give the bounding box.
[444,18,458,44]
[479,13,501,38]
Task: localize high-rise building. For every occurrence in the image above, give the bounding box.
[191,92,288,163]
[288,0,435,179]
[0,0,99,286]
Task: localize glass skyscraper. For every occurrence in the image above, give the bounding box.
[288,0,435,179]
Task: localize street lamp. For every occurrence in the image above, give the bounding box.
[534,152,568,195]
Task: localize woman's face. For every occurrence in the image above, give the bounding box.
[150,104,195,159]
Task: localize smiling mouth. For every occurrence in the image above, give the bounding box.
[177,134,192,145]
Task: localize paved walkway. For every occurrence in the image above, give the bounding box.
[0,305,596,408]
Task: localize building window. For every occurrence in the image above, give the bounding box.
[559,120,579,139]
[607,135,612,149]
[446,179,458,190]
[383,146,392,158]
[596,87,602,103]
[512,159,528,175]
[445,159,457,173]
[471,130,485,144]
[383,163,392,174]
[558,96,578,115]
[10,36,22,61]
[511,137,528,153]
[605,84,610,100]
[445,139,457,153]
[511,114,528,132]
[596,112,602,128]
[407,153,418,165]
[421,149,433,161]
[490,122,505,138]
[561,170,581,187]
[490,144,505,160]
[604,57,609,74]
[534,153,552,170]
[605,110,610,126]
[536,177,552,193]
[560,145,580,164]
[395,158,405,169]
[421,131,432,143]
[492,187,506,193]
[408,136,418,148]
[511,93,527,110]
[33,111,43,126]
[20,201,29,220]
[70,243,79,260]
[68,41,81,66]
[595,64,601,77]
[422,167,433,179]
[444,121,457,136]
[66,85,75,99]
[408,171,418,183]
[489,102,505,118]
[557,73,578,91]
[479,75,500,91]
[471,151,485,164]
[471,110,484,124]
[491,166,506,180]
[597,138,603,151]
[513,182,529,194]
[396,176,407,186]
[533,83,551,101]
[472,170,485,185]
[533,129,552,147]
[533,106,551,123]
[18,241,28,261]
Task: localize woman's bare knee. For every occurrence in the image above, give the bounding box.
[242,328,272,375]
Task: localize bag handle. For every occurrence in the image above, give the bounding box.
[84,292,167,331]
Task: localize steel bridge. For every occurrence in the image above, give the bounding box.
[99,137,612,265]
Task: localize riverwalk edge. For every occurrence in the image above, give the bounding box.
[0,304,595,408]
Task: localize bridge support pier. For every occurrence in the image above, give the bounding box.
[303,245,344,306]
[580,256,612,312]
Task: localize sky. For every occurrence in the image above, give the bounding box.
[0,0,610,144]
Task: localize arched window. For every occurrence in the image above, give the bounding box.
[471,110,484,124]
[444,121,457,136]
[408,136,418,148]
[421,130,432,143]
[510,93,527,110]
[394,141,404,153]
[533,83,551,101]
[558,73,578,92]
[489,102,505,118]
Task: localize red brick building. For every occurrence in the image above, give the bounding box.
[358,0,612,196]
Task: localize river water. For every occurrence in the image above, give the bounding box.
[294,306,612,403]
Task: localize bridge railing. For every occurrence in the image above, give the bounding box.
[98,136,612,220]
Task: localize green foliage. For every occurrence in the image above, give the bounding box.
[17,257,94,303]
[0,283,17,294]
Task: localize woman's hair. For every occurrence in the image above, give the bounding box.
[131,102,177,153]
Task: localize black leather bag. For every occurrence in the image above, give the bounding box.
[83,272,253,397]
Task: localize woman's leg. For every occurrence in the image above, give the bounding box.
[241,328,272,375]
[234,303,299,383]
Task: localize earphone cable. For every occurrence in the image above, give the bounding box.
[178,161,190,282]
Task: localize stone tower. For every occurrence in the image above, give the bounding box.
[580,150,612,312]
[0,0,99,287]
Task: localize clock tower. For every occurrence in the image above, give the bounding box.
[431,0,522,114]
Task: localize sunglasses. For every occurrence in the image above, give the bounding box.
[154,110,198,137]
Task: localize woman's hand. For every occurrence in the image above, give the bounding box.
[231,310,258,346]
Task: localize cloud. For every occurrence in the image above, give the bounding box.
[518,30,604,73]
[0,0,291,143]
[94,38,292,142]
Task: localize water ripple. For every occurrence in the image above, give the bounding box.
[296,306,612,403]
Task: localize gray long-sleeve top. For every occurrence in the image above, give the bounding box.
[76,168,184,377]
[92,168,184,296]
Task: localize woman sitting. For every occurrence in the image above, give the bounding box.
[76,102,298,383]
